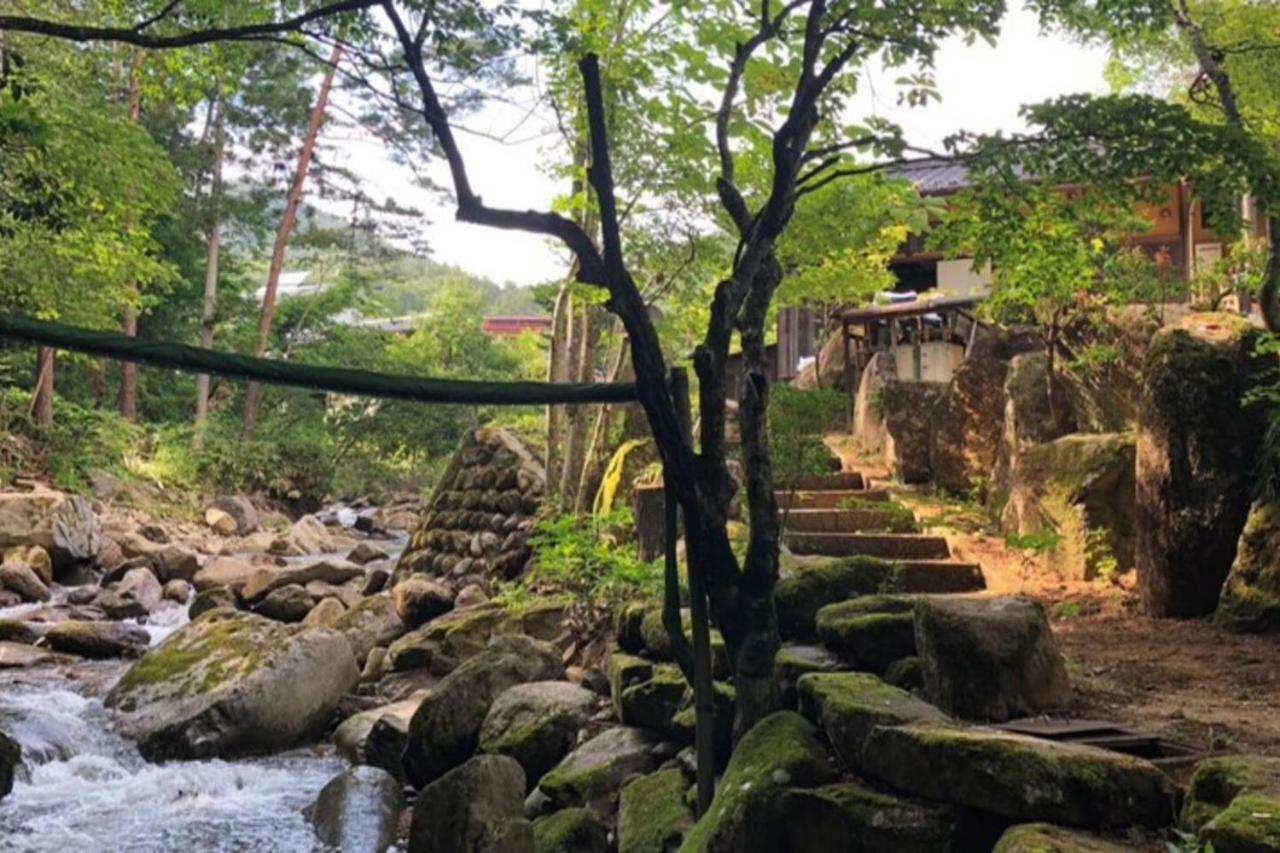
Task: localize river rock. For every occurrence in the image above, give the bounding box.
[303,596,346,627]
[859,723,1176,828]
[681,711,838,853]
[1137,313,1262,617]
[797,671,947,769]
[530,726,667,816]
[0,562,50,603]
[162,579,192,604]
[205,507,238,536]
[153,544,201,583]
[385,604,506,674]
[5,544,52,585]
[241,560,364,604]
[43,620,150,659]
[347,542,388,565]
[108,566,164,616]
[334,691,429,769]
[271,515,351,557]
[0,618,44,645]
[253,584,316,623]
[617,767,694,853]
[0,641,61,668]
[189,585,237,618]
[309,765,403,853]
[210,495,259,536]
[479,681,598,787]
[914,595,1071,721]
[0,490,64,550]
[0,730,19,800]
[531,807,610,853]
[333,592,404,665]
[409,754,533,853]
[455,584,489,609]
[393,577,455,628]
[403,634,562,788]
[191,556,259,593]
[105,609,359,760]
[1216,499,1280,633]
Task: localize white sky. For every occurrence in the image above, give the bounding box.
[323,2,1110,286]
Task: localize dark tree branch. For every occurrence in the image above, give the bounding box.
[133,0,184,32]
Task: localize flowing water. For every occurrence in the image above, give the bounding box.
[0,507,408,852]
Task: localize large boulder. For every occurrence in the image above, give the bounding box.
[105,609,359,760]
[680,711,837,853]
[479,681,598,788]
[1136,313,1263,617]
[532,726,666,816]
[797,671,946,769]
[0,489,65,550]
[0,562,50,603]
[913,595,1071,722]
[43,621,149,659]
[852,352,895,455]
[408,754,533,853]
[308,765,404,853]
[990,352,1078,517]
[385,604,506,674]
[1216,500,1280,633]
[1180,754,1280,852]
[335,691,429,768]
[393,576,455,628]
[240,560,364,603]
[531,808,610,853]
[4,544,52,585]
[859,723,1176,829]
[1000,433,1137,580]
[781,780,982,853]
[815,595,918,673]
[775,557,895,641]
[333,592,404,666]
[153,544,202,583]
[191,556,260,593]
[209,495,259,536]
[402,634,562,788]
[618,768,694,853]
[881,381,947,484]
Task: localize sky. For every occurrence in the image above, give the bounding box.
[325,3,1111,287]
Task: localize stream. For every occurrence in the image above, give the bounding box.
[0,506,407,853]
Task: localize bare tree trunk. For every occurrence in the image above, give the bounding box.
[118,47,143,422]
[545,284,573,494]
[559,304,601,508]
[194,91,225,447]
[241,41,342,435]
[32,347,54,427]
[573,324,628,514]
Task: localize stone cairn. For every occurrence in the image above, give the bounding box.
[396,428,545,583]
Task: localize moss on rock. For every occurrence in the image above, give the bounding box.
[774,556,894,641]
[1182,754,1280,852]
[618,768,695,853]
[796,671,946,770]
[532,807,610,853]
[535,726,664,814]
[992,823,1138,852]
[1217,501,1280,633]
[815,597,918,673]
[781,780,978,852]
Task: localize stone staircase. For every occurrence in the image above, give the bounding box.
[776,471,984,592]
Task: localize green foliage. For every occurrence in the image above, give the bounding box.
[1004,529,1062,553]
[768,385,846,486]
[525,508,662,612]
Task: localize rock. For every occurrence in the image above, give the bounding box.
[853,351,895,455]
[1137,313,1263,617]
[105,609,359,760]
[43,620,150,659]
[860,723,1176,828]
[914,595,1071,721]
[479,681,598,787]
[403,634,562,788]
[333,593,404,666]
[162,579,192,604]
[0,641,62,668]
[532,726,666,816]
[334,691,429,771]
[0,562,50,602]
[455,584,489,609]
[189,586,237,618]
[408,755,534,853]
[88,469,123,500]
[96,535,125,572]
[204,507,238,536]
[681,711,838,852]
[775,645,844,708]
[781,780,978,853]
[797,671,947,769]
[153,544,201,583]
[0,730,19,800]
[883,656,924,691]
[614,602,648,653]
[271,514,346,557]
[303,596,347,627]
[992,823,1142,852]
[253,584,315,623]
[816,596,918,673]
[1217,500,1280,633]
[775,556,894,641]
[617,768,694,853]
[49,495,102,574]
[191,556,259,593]
[241,560,364,603]
[386,604,506,674]
[990,352,1079,516]
[5,544,52,585]
[881,381,947,483]
[618,663,689,741]
[393,577,456,628]
[138,523,169,544]
[210,496,259,535]
[309,765,403,853]
[114,566,163,613]
[532,807,610,853]
[361,646,387,681]
[0,490,64,550]
[348,542,389,565]
[0,618,44,645]
[363,567,391,596]
[1181,754,1280,847]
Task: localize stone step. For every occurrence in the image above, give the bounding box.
[781,508,914,534]
[775,489,891,510]
[784,532,952,560]
[890,560,985,593]
[781,471,866,491]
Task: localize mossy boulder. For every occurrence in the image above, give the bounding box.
[619,663,689,740]
[859,723,1176,829]
[883,656,923,691]
[408,754,534,853]
[402,633,562,788]
[992,823,1137,852]
[679,711,837,853]
[307,765,403,853]
[386,603,507,674]
[615,601,649,653]
[105,609,359,760]
[1182,754,1280,851]
[333,592,404,666]
[618,768,695,853]
[775,644,844,708]
[1000,433,1136,581]
[775,556,894,641]
[816,595,918,673]
[1217,500,1280,633]
[532,726,666,816]
[882,380,948,483]
[531,807,610,853]
[990,352,1079,517]
[780,780,981,852]
[914,595,1071,722]
[607,649,655,717]
[1136,313,1263,618]
[796,671,946,769]
[479,681,598,788]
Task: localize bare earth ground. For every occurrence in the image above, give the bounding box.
[828,437,1280,762]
